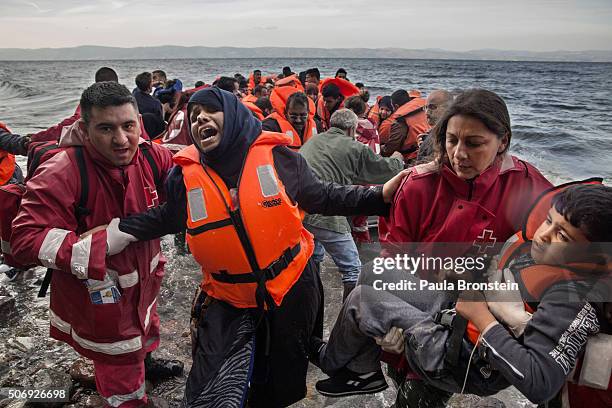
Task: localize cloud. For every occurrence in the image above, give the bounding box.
[0,0,610,50]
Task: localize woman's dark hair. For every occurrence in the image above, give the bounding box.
[552,184,612,243]
[431,89,512,164]
[344,95,367,117]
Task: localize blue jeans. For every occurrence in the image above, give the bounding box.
[306,225,361,284]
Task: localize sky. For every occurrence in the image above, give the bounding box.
[0,0,611,51]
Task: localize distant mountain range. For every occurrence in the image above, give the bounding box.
[1,45,611,62]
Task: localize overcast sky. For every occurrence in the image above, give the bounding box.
[1,0,611,50]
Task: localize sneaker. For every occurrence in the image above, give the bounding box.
[144,354,184,381]
[315,367,388,397]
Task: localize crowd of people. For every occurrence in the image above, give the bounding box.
[0,64,610,408]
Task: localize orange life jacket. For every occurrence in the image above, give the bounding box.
[0,122,16,186]
[465,178,608,344]
[318,77,360,98]
[274,74,303,90]
[248,74,267,92]
[268,86,317,149]
[379,98,429,159]
[243,101,265,120]
[242,94,258,104]
[174,131,315,309]
[267,112,316,150]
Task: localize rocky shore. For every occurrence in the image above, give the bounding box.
[0,237,532,407]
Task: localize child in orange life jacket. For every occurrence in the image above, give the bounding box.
[314,184,611,406]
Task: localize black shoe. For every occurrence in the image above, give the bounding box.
[144,354,184,381]
[308,336,326,368]
[315,367,388,397]
[3,267,22,281]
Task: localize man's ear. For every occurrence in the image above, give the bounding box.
[78,119,89,141]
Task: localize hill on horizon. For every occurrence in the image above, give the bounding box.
[1,45,612,62]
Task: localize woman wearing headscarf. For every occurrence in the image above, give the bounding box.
[104,87,406,407]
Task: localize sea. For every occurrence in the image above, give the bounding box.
[1,58,612,183]
[1,58,611,407]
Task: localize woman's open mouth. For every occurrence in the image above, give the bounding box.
[200,127,217,141]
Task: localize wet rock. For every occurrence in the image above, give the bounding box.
[84,394,106,408]
[0,295,18,327]
[30,368,72,408]
[70,359,96,389]
[11,337,33,353]
[147,395,170,408]
[3,400,26,408]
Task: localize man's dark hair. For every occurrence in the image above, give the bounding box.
[254,96,273,114]
[391,89,410,107]
[282,66,292,77]
[322,83,342,99]
[286,92,310,112]
[344,95,367,117]
[335,68,347,77]
[355,82,364,89]
[254,69,261,75]
[552,184,612,243]
[152,69,166,80]
[305,68,321,80]
[253,85,265,96]
[94,67,119,83]
[216,76,239,93]
[195,80,205,88]
[135,72,152,92]
[80,82,137,125]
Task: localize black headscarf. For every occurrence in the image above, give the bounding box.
[187,87,262,187]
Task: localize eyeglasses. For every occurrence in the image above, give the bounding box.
[424,104,438,112]
[288,113,308,121]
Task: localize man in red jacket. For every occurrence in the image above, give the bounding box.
[11,82,179,407]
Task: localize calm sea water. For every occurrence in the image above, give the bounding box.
[1,58,611,183]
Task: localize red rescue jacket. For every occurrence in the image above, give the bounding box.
[10,125,173,364]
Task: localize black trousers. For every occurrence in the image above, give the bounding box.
[186,259,323,408]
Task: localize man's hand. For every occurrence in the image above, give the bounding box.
[106,218,138,256]
[456,291,496,333]
[79,225,107,240]
[382,169,411,203]
[375,326,405,354]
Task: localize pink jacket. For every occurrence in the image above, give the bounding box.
[11,123,173,364]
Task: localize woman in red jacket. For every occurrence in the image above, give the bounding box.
[314,89,554,405]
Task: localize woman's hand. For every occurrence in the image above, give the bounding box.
[382,169,411,203]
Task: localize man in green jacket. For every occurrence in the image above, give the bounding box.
[300,109,404,300]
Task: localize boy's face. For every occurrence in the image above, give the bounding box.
[531,207,590,265]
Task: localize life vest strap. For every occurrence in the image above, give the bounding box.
[187,218,233,236]
[210,243,301,284]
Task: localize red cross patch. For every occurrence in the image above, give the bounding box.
[473,229,497,254]
[145,186,159,208]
